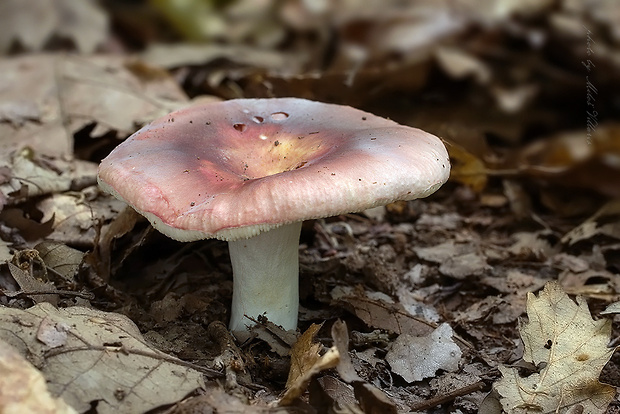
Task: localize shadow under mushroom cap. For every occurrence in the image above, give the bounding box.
[97,98,450,241]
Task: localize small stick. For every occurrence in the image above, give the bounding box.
[408,381,486,412]
[1,289,95,300]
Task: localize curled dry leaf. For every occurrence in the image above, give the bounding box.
[281,323,339,406]
[0,303,205,414]
[0,339,77,414]
[495,281,617,414]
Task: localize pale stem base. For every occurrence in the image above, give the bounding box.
[228,221,302,338]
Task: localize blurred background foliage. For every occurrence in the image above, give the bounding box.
[1,0,619,211]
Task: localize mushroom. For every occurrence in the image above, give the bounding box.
[97,98,450,338]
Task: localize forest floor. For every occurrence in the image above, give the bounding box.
[0,1,619,413]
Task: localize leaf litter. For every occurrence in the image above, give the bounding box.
[0,303,210,414]
[0,0,620,413]
[495,282,617,414]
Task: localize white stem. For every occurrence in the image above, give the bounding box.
[228,221,302,337]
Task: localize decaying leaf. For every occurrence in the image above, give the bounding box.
[332,286,437,337]
[0,54,188,157]
[495,282,617,414]
[385,323,462,383]
[0,339,77,414]
[413,240,490,279]
[445,142,488,192]
[0,303,206,414]
[562,199,620,246]
[34,241,85,286]
[0,148,73,206]
[331,320,398,414]
[281,323,339,405]
[8,261,59,306]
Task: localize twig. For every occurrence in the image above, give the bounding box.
[408,381,486,412]
[1,289,95,300]
[45,344,224,378]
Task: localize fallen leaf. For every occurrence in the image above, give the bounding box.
[559,269,620,301]
[495,281,617,414]
[508,231,558,261]
[8,262,59,306]
[562,199,620,246]
[0,339,77,414]
[0,148,73,207]
[0,0,108,53]
[331,320,398,414]
[0,303,206,414]
[332,286,436,337]
[285,323,323,389]
[281,323,339,406]
[519,124,620,198]
[309,376,361,414]
[0,55,188,157]
[445,142,488,192]
[385,323,462,383]
[413,240,490,278]
[601,302,620,315]
[34,241,85,288]
[141,43,295,72]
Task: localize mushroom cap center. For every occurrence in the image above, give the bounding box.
[221,129,330,179]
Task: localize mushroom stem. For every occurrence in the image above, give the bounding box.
[228,221,302,337]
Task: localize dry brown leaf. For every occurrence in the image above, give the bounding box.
[0,303,206,414]
[508,232,558,261]
[310,376,361,414]
[332,287,436,337]
[601,302,620,315]
[281,323,339,406]
[34,242,84,287]
[0,54,188,157]
[285,323,323,389]
[8,262,58,306]
[413,240,490,278]
[495,281,617,414]
[141,43,295,72]
[446,143,488,192]
[559,269,620,301]
[0,148,73,206]
[0,339,77,414]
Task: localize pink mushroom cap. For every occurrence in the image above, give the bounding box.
[97,98,450,241]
